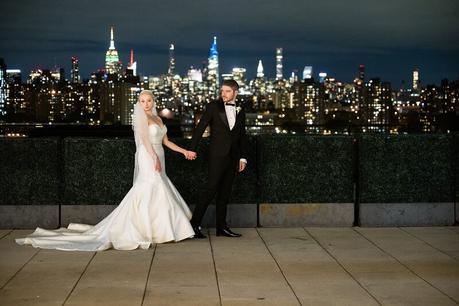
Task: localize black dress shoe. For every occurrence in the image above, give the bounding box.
[192,226,206,239]
[216,227,242,237]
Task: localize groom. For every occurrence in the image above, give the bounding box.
[189,79,248,238]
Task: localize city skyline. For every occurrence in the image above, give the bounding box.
[1,0,458,86]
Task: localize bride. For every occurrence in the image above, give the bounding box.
[16,90,196,251]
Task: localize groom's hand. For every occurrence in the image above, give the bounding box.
[238,160,247,172]
[185,151,197,160]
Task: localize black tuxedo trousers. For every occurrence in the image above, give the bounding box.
[192,154,238,228]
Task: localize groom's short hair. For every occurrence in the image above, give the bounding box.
[222,79,239,91]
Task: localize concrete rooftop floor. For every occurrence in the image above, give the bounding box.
[1,227,459,306]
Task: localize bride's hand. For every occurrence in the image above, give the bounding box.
[184,150,197,160]
[154,155,162,172]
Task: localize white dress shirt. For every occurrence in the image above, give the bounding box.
[224,101,247,164]
[224,102,237,130]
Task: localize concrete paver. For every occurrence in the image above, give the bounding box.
[65,249,153,306]
[211,228,300,305]
[0,248,94,306]
[258,228,379,306]
[0,230,39,288]
[0,230,13,239]
[402,227,459,260]
[356,227,459,304]
[0,227,458,306]
[143,236,220,306]
[308,227,457,306]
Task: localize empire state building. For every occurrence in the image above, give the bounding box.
[105,26,122,75]
[207,36,219,97]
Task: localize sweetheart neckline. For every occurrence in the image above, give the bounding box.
[148,124,166,129]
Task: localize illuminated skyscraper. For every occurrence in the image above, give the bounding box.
[251,60,270,109]
[257,60,264,78]
[70,56,81,83]
[364,78,392,132]
[105,26,122,75]
[168,44,175,75]
[354,64,366,118]
[289,71,298,83]
[291,78,320,124]
[303,66,313,80]
[359,64,365,82]
[207,36,220,97]
[413,68,420,91]
[100,76,141,125]
[127,49,137,76]
[319,72,327,83]
[231,68,247,88]
[188,67,203,82]
[0,58,6,116]
[5,69,25,116]
[276,48,283,80]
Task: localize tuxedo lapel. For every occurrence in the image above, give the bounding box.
[217,101,230,129]
[234,105,243,127]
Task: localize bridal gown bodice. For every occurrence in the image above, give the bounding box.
[138,123,168,178]
[16,124,195,251]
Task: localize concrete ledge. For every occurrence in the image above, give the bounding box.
[60,205,117,227]
[190,204,257,228]
[359,203,455,226]
[0,205,59,229]
[0,204,257,229]
[62,204,257,228]
[2,203,454,228]
[259,203,354,227]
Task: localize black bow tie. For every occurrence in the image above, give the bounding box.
[225,103,236,107]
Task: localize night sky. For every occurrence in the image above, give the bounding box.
[1,0,458,86]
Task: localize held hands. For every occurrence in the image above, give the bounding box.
[238,160,247,172]
[184,150,197,160]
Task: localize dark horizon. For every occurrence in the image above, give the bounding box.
[1,0,458,86]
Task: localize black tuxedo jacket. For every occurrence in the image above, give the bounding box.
[190,99,248,160]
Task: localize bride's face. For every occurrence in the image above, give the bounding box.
[139,94,154,112]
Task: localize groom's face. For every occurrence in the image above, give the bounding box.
[221,85,237,103]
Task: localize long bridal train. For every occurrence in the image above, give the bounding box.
[16,124,195,251]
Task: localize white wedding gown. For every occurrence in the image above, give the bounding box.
[16,124,195,251]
